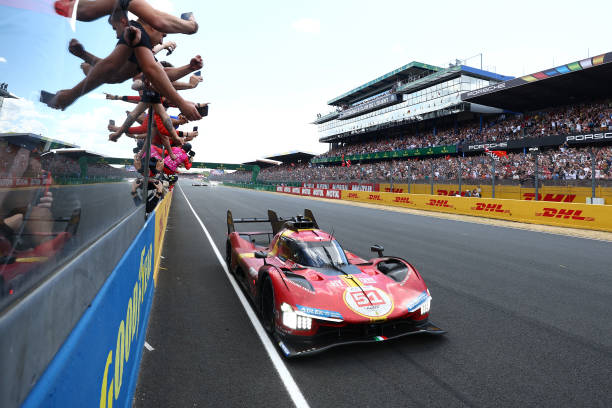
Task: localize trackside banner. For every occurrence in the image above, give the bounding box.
[276,185,342,200]
[22,194,173,408]
[341,191,612,232]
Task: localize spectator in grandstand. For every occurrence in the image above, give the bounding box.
[43,8,202,122]
[54,0,198,35]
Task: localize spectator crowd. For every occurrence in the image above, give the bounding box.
[215,146,612,184]
[318,100,612,159]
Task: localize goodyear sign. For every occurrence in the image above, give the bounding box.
[341,190,612,232]
[22,194,172,408]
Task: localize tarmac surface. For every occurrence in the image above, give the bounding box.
[134,183,612,408]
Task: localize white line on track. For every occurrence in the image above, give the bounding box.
[144,342,154,351]
[178,184,310,408]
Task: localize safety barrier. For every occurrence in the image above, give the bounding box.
[18,193,173,408]
[275,185,612,232]
[341,190,612,232]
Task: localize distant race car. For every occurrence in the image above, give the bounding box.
[192,181,209,186]
[226,209,444,357]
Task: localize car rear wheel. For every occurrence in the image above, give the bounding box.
[261,277,275,334]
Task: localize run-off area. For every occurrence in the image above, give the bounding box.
[134,184,612,408]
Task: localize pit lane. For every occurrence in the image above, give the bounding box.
[135,183,612,408]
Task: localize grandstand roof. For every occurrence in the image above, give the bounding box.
[243,158,282,169]
[327,62,440,106]
[398,65,513,94]
[264,151,316,164]
[0,133,77,151]
[52,148,105,160]
[461,52,612,112]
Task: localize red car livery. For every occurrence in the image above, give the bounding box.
[225,209,444,357]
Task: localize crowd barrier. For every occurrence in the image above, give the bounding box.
[276,185,612,232]
[17,193,173,408]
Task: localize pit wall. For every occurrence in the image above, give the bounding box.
[20,193,173,408]
[277,186,612,232]
[300,182,612,204]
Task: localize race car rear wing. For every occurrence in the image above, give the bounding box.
[227,209,319,235]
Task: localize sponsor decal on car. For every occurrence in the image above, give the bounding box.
[471,202,511,215]
[406,290,430,312]
[343,286,394,319]
[328,279,346,288]
[535,207,595,221]
[296,305,343,320]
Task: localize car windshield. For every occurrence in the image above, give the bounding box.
[292,240,348,268]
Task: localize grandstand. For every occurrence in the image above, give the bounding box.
[246,54,612,202]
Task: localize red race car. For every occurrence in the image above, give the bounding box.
[226,209,444,357]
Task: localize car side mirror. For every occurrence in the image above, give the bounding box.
[370,245,384,257]
[254,251,268,265]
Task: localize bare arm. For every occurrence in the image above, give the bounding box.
[129,0,198,34]
[135,47,200,120]
[163,55,203,82]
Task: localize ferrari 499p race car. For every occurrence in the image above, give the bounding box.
[226,209,444,357]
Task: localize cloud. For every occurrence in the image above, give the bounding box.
[0,57,6,63]
[291,18,321,34]
[0,98,51,135]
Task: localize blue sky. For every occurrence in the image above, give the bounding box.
[1,0,612,163]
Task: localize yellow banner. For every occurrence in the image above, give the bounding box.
[154,191,173,285]
[341,190,612,232]
[378,183,612,204]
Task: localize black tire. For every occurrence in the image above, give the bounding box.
[261,277,275,334]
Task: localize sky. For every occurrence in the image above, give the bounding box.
[1,0,611,164]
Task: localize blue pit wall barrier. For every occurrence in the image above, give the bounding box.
[18,192,173,408]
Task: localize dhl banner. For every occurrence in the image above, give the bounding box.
[342,190,612,232]
[379,183,612,204]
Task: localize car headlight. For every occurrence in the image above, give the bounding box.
[281,303,312,330]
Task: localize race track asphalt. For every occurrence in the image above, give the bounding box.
[134,183,612,408]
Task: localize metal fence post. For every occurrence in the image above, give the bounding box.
[430,162,434,195]
[491,157,496,198]
[458,157,462,196]
[142,105,154,219]
[534,152,539,201]
[408,166,411,194]
[591,149,596,201]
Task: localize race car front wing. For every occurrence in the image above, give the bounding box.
[274,319,445,358]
